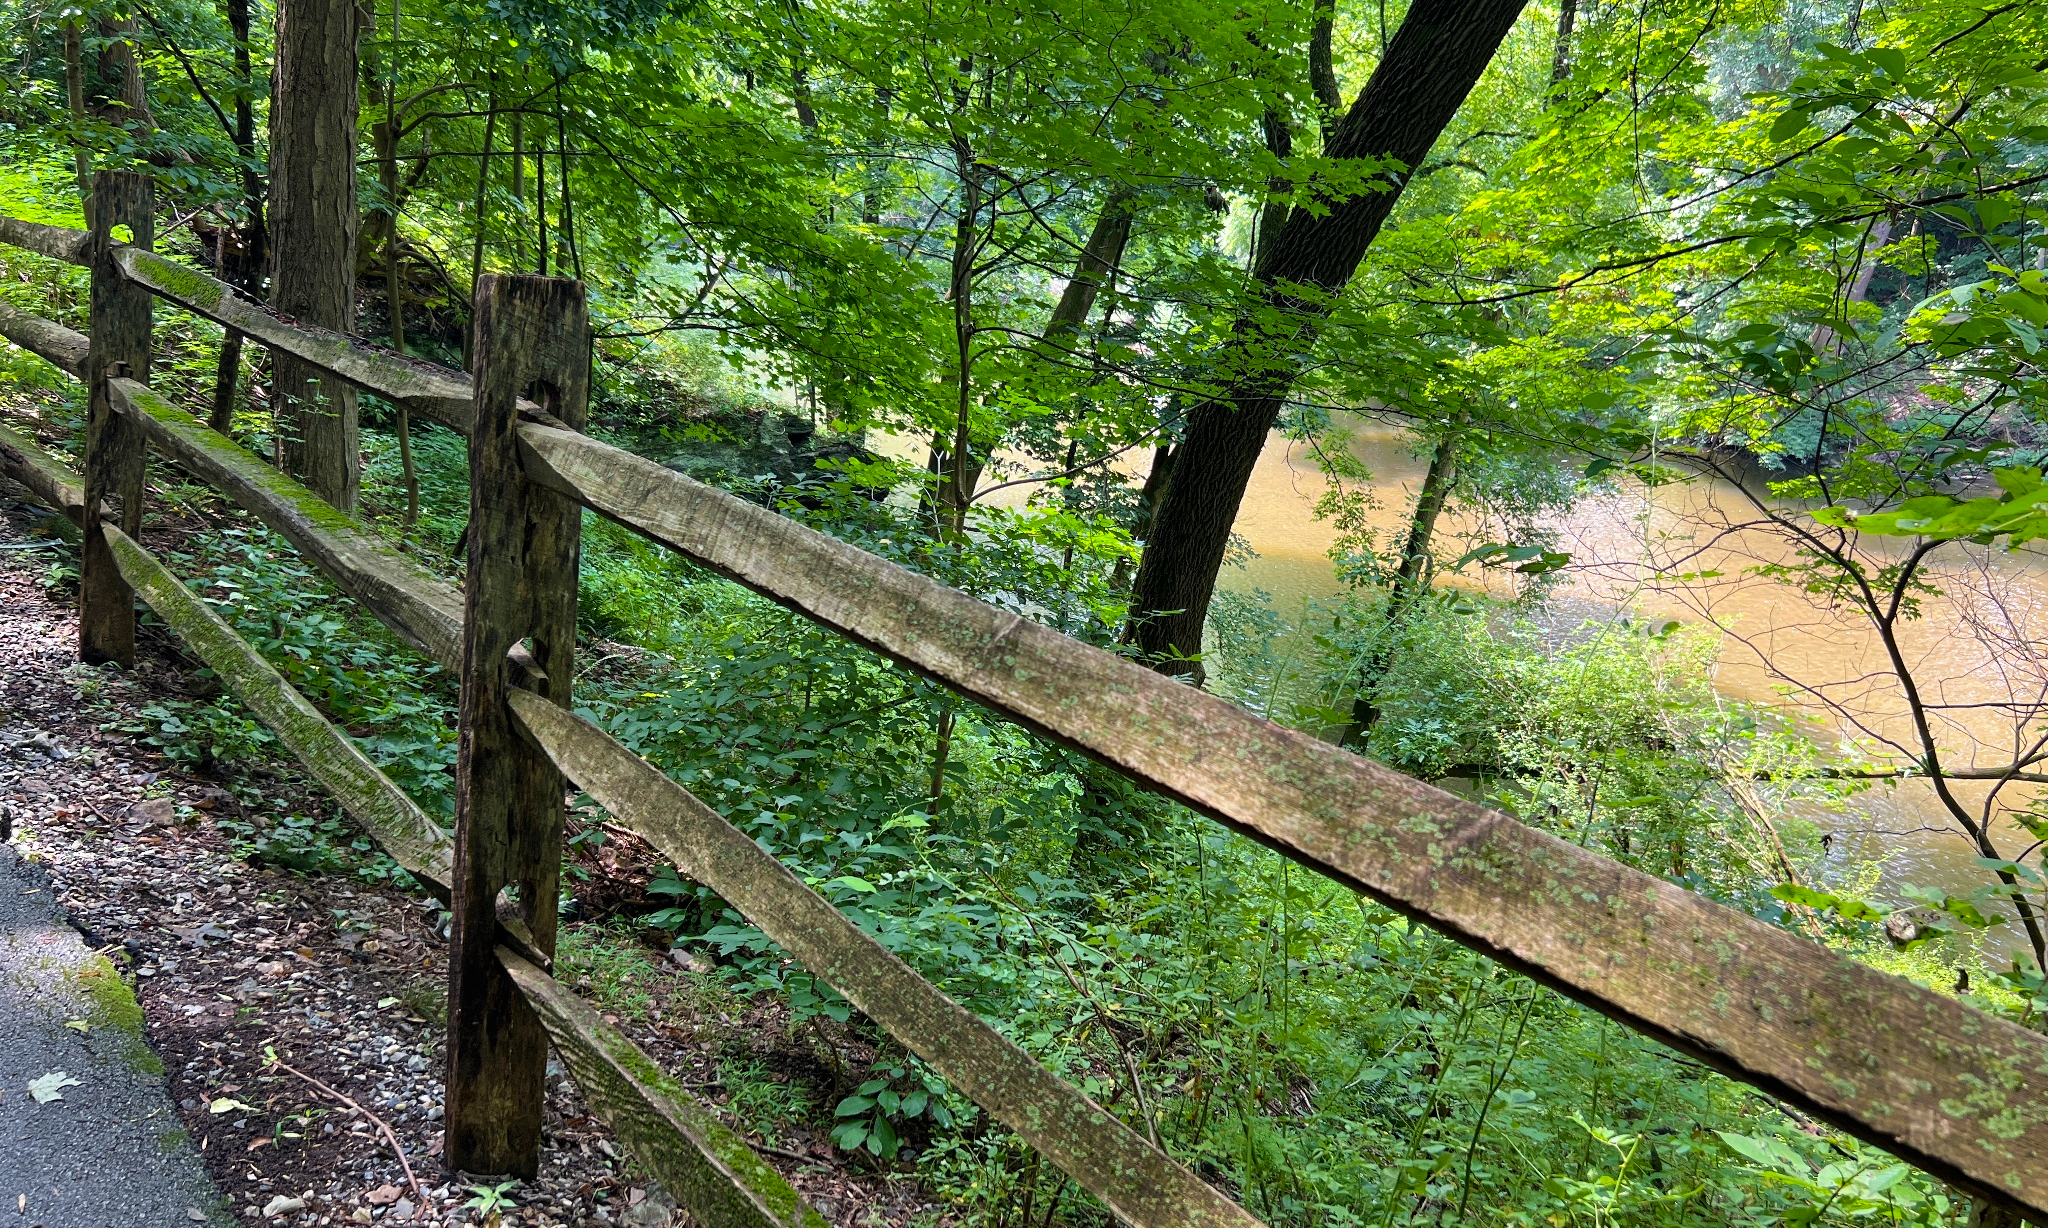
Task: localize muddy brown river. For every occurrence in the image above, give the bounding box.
[883,421,2048,957]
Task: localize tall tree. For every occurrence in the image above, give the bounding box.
[269,0,361,510]
[1124,0,1531,677]
[209,0,267,434]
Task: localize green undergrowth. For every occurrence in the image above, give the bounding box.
[0,398,1983,1225]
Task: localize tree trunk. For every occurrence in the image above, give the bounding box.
[209,0,267,435]
[1392,436,1456,595]
[534,115,548,276]
[465,89,499,372]
[1344,433,1456,741]
[1549,0,1578,90]
[944,140,981,532]
[863,88,894,225]
[1134,442,1176,545]
[379,46,420,534]
[271,0,361,510]
[62,21,90,211]
[1810,218,1893,354]
[941,185,1137,521]
[1125,0,1529,674]
[553,78,580,279]
[511,112,527,270]
[95,18,159,131]
[1043,188,1135,344]
[791,63,819,133]
[1254,110,1293,273]
[1309,0,1344,140]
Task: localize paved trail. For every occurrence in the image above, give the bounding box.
[0,841,223,1226]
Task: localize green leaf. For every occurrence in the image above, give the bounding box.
[1993,466,2044,497]
[1770,883,1885,922]
[868,1113,899,1157]
[829,1120,869,1150]
[1769,108,1813,142]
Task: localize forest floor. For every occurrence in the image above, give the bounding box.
[0,470,947,1227]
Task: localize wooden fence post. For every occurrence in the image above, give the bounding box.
[445,274,588,1178]
[80,170,153,666]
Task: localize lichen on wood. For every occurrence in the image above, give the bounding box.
[0,302,88,378]
[444,274,588,1178]
[0,215,91,266]
[514,422,2048,1216]
[499,947,829,1228]
[101,523,453,894]
[0,421,85,520]
[107,376,464,672]
[113,247,474,432]
[504,687,1262,1228]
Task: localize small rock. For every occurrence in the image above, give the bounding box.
[186,1208,205,1222]
[128,798,175,825]
[262,1195,306,1219]
[392,1200,415,1219]
[622,1183,677,1227]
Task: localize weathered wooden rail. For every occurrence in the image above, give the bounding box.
[1,171,2046,1220]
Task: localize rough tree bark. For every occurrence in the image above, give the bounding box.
[62,20,90,211]
[208,0,267,434]
[95,17,160,132]
[270,0,361,510]
[1309,0,1344,140]
[1125,0,1531,676]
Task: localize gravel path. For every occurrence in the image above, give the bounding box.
[0,491,628,1227]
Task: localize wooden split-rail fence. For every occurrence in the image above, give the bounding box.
[0,171,2044,1223]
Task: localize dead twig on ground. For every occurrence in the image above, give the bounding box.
[269,1055,427,1214]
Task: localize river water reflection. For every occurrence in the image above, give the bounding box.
[1214,420,2048,958]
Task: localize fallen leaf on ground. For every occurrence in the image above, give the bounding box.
[27,1071,81,1103]
[365,1184,402,1205]
[209,1097,256,1115]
